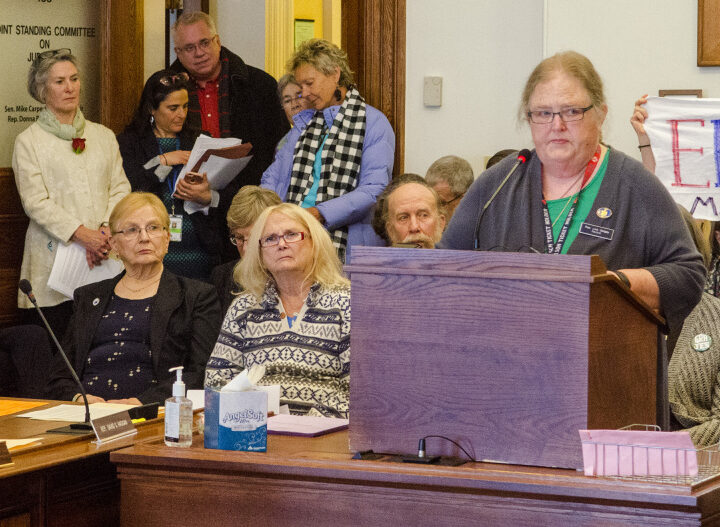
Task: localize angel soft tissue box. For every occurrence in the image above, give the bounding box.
[204,366,267,452]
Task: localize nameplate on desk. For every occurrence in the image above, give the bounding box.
[91,411,137,444]
[0,441,12,467]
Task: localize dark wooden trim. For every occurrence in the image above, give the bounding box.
[658,89,703,98]
[100,0,145,133]
[0,168,26,328]
[342,0,405,175]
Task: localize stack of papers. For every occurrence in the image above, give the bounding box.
[18,403,137,423]
[48,243,124,299]
[268,415,349,437]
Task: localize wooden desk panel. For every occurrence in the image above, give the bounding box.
[0,399,165,527]
[112,431,720,526]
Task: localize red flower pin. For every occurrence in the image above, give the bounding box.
[72,137,86,154]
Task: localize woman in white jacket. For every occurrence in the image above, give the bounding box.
[12,49,130,335]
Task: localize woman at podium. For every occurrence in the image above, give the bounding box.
[438,51,705,335]
[12,49,130,335]
[205,203,350,418]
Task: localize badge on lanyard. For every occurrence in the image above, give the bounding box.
[169,214,183,242]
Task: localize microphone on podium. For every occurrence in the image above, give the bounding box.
[19,279,92,432]
[473,149,533,250]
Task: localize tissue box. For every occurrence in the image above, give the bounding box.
[204,388,268,451]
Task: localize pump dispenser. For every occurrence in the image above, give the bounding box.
[164,366,193,447]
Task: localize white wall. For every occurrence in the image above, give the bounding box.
[404,0,543,176]
[545,0,720,162]
[405,0,720,175]
[211,0,266,70]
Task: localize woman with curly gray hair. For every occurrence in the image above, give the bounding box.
[12,49,130,335]
[261,39,395,262]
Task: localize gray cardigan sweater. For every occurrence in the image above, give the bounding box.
[438,147,705,333]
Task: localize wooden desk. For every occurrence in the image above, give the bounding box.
[0,399,165,527]
[112,431,720,526]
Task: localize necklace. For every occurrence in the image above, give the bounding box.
[121,270,163,293]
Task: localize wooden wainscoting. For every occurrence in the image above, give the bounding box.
[0,168,27,327]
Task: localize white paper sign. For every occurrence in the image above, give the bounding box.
[644,96,720,220]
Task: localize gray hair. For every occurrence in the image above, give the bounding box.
[171,11,217,37]
[27,50,78,104]
[425,155,474,196]
[277,74,299,99]
[287,39,354,89]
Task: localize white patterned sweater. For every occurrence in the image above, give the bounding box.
[205,282,350,418]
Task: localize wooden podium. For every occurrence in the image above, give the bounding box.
[345,247,666,469]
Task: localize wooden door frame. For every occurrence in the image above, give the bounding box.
[342,0,405,175]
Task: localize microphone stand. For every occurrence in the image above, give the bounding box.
[21,281,93,434]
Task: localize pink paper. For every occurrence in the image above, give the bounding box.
[579,430,698,477]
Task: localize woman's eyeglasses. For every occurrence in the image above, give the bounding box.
[159,72,189,86]
[113,224,166,240]
[229,234,248,246]
[527,105,594,124]
[259,231,306,248]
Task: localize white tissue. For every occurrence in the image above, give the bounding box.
[220,365,266,392]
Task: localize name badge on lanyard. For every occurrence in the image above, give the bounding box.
[169,214,183,242]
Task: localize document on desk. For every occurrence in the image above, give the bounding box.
[1,438,43,450]
[47,242,124,299]
[17,403,137,422]
[267,415,349,437]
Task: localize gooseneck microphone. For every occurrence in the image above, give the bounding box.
[19,279,92,431]
[473,149,532,250]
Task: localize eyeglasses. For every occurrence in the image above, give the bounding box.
[159,72,189,86]
[113,224,166,240]
[527,105,594,124]
[175,35,217,55]
[229,234,248,246]
[440,194,462,207]
[259,231,306,248]
[281,93,302,107]
[38,48,72,60]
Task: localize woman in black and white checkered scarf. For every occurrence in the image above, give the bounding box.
[261,39,395,263]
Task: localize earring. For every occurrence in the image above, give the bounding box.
[150,115,155,126]
[334,87,342,102]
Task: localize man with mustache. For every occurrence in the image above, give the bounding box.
[372,174,446,249]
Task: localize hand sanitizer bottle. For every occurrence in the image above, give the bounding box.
[165,366,193,447]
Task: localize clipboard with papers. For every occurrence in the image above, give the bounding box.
[177,135,254,214]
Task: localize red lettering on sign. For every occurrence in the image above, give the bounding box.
[668,119,709,187]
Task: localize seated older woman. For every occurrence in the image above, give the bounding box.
[439,51,705,335]
[46,192,222,405]
[205,203,350,417]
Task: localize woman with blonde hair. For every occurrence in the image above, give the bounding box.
[205,203,350,417]
[261,38,395,262]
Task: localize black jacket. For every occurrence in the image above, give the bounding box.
[171,47,289,260]
[116,126,224,265]
[46,271,222,404]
